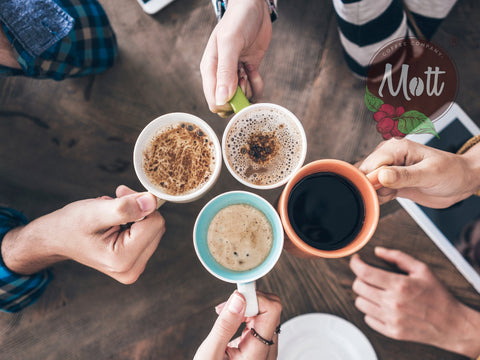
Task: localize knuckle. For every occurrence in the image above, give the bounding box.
[394,280,410,296]
[117,270,142,285]
[270,298,283,315]
[114,198,131,218]
[111,258,137,275]
[388,323,407,340]
[415,262,430,277]
[354,296,364,310]
[208,103,220,113]
[213,318,235,338]
[354,264,369,279]
[390,299,404,312]
[352,279,361,293]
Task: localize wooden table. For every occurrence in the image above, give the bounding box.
[1,0,479,359]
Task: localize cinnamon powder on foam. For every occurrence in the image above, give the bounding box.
[143,123,214,196]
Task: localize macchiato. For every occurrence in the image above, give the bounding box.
[224,106,305,187]
[207,204,273,271]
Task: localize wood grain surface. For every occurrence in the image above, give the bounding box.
[1,0,479,359]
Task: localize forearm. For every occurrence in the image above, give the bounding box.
[461,141,480,196]
[2,220,66,275]
[0,26,21,69]
[0,208,53,312]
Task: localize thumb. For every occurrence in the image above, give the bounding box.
[378,165,423,190]
[94,192,157,228]
[215,41,242,106]
[199,292,246,358]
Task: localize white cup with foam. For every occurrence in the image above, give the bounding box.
[134,113,222,206]
[223,88,307,190]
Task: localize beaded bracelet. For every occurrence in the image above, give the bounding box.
[250,328,274,346]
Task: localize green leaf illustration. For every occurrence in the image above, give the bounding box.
[364,87,384,112]
[398,110,440,138]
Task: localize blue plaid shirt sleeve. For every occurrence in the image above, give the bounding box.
[0,207,51,313]
[0,0,118,80]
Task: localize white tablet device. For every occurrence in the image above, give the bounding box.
[396,103,480,293]
[136,0,175,14]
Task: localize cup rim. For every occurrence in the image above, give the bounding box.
[222,103,307,190]
[278,159,379,258]
[193,190,284,284]
[133,112,222,203]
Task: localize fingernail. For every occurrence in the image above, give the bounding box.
[228,293,245,314]
[136,193,156,212]
[216,86,229,106]
[380,168,397,185]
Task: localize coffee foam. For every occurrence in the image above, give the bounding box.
[225,107,303,186]
[207,204,273,272]
[142,122,215,196]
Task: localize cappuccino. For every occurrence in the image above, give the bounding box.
[142,122,215,196]
[207,204,273,271]
[224,107,305,187]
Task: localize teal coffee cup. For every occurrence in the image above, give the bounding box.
[193,191,284,316]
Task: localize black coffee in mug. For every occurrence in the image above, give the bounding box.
[287,172,365,250]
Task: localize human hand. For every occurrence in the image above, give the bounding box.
[2,185,165,284]
[350,247,480,357]
[200,0,272,117]
[357,138,480,208]
[194,290,282,360]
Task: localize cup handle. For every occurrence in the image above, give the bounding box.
[156,197,166,209]
[229,86,250,114]
[237,281,258,317]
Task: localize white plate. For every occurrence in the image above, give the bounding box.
[278,313,377,360]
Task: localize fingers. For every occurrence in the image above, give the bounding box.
[94,192,158,229]
[352,278,385,302]
[195,291,246,360]
[376,187,398,204]
[98,210,165,284]
[377,164,425,190]
[116,184,136,197]
[350,254,398,289]
[238,292,282,357]
[374,247,427,275]
[244,64,263,102]
[359,138,424,178]
[215,35,242,107]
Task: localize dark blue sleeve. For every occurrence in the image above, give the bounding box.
[0,207,51,313]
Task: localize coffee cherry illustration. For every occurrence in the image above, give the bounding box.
[376,117,394,134]
[374,111,387,122]
[395,106,405,117]
[391,124,406,138]
[382,132,393,140]
[379,104,395,117]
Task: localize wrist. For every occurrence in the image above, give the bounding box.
[451,304,480,358]
[1,219,65,275]
[461,143,480,196]
[214,0,276,22]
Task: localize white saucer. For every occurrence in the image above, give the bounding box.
[278,313,377,360]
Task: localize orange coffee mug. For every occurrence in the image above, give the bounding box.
[277,159,379,258]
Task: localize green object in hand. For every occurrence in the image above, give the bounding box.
[229,86,250,114]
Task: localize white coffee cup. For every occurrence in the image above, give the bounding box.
[134,113,222,205]
[223,87,307,190]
